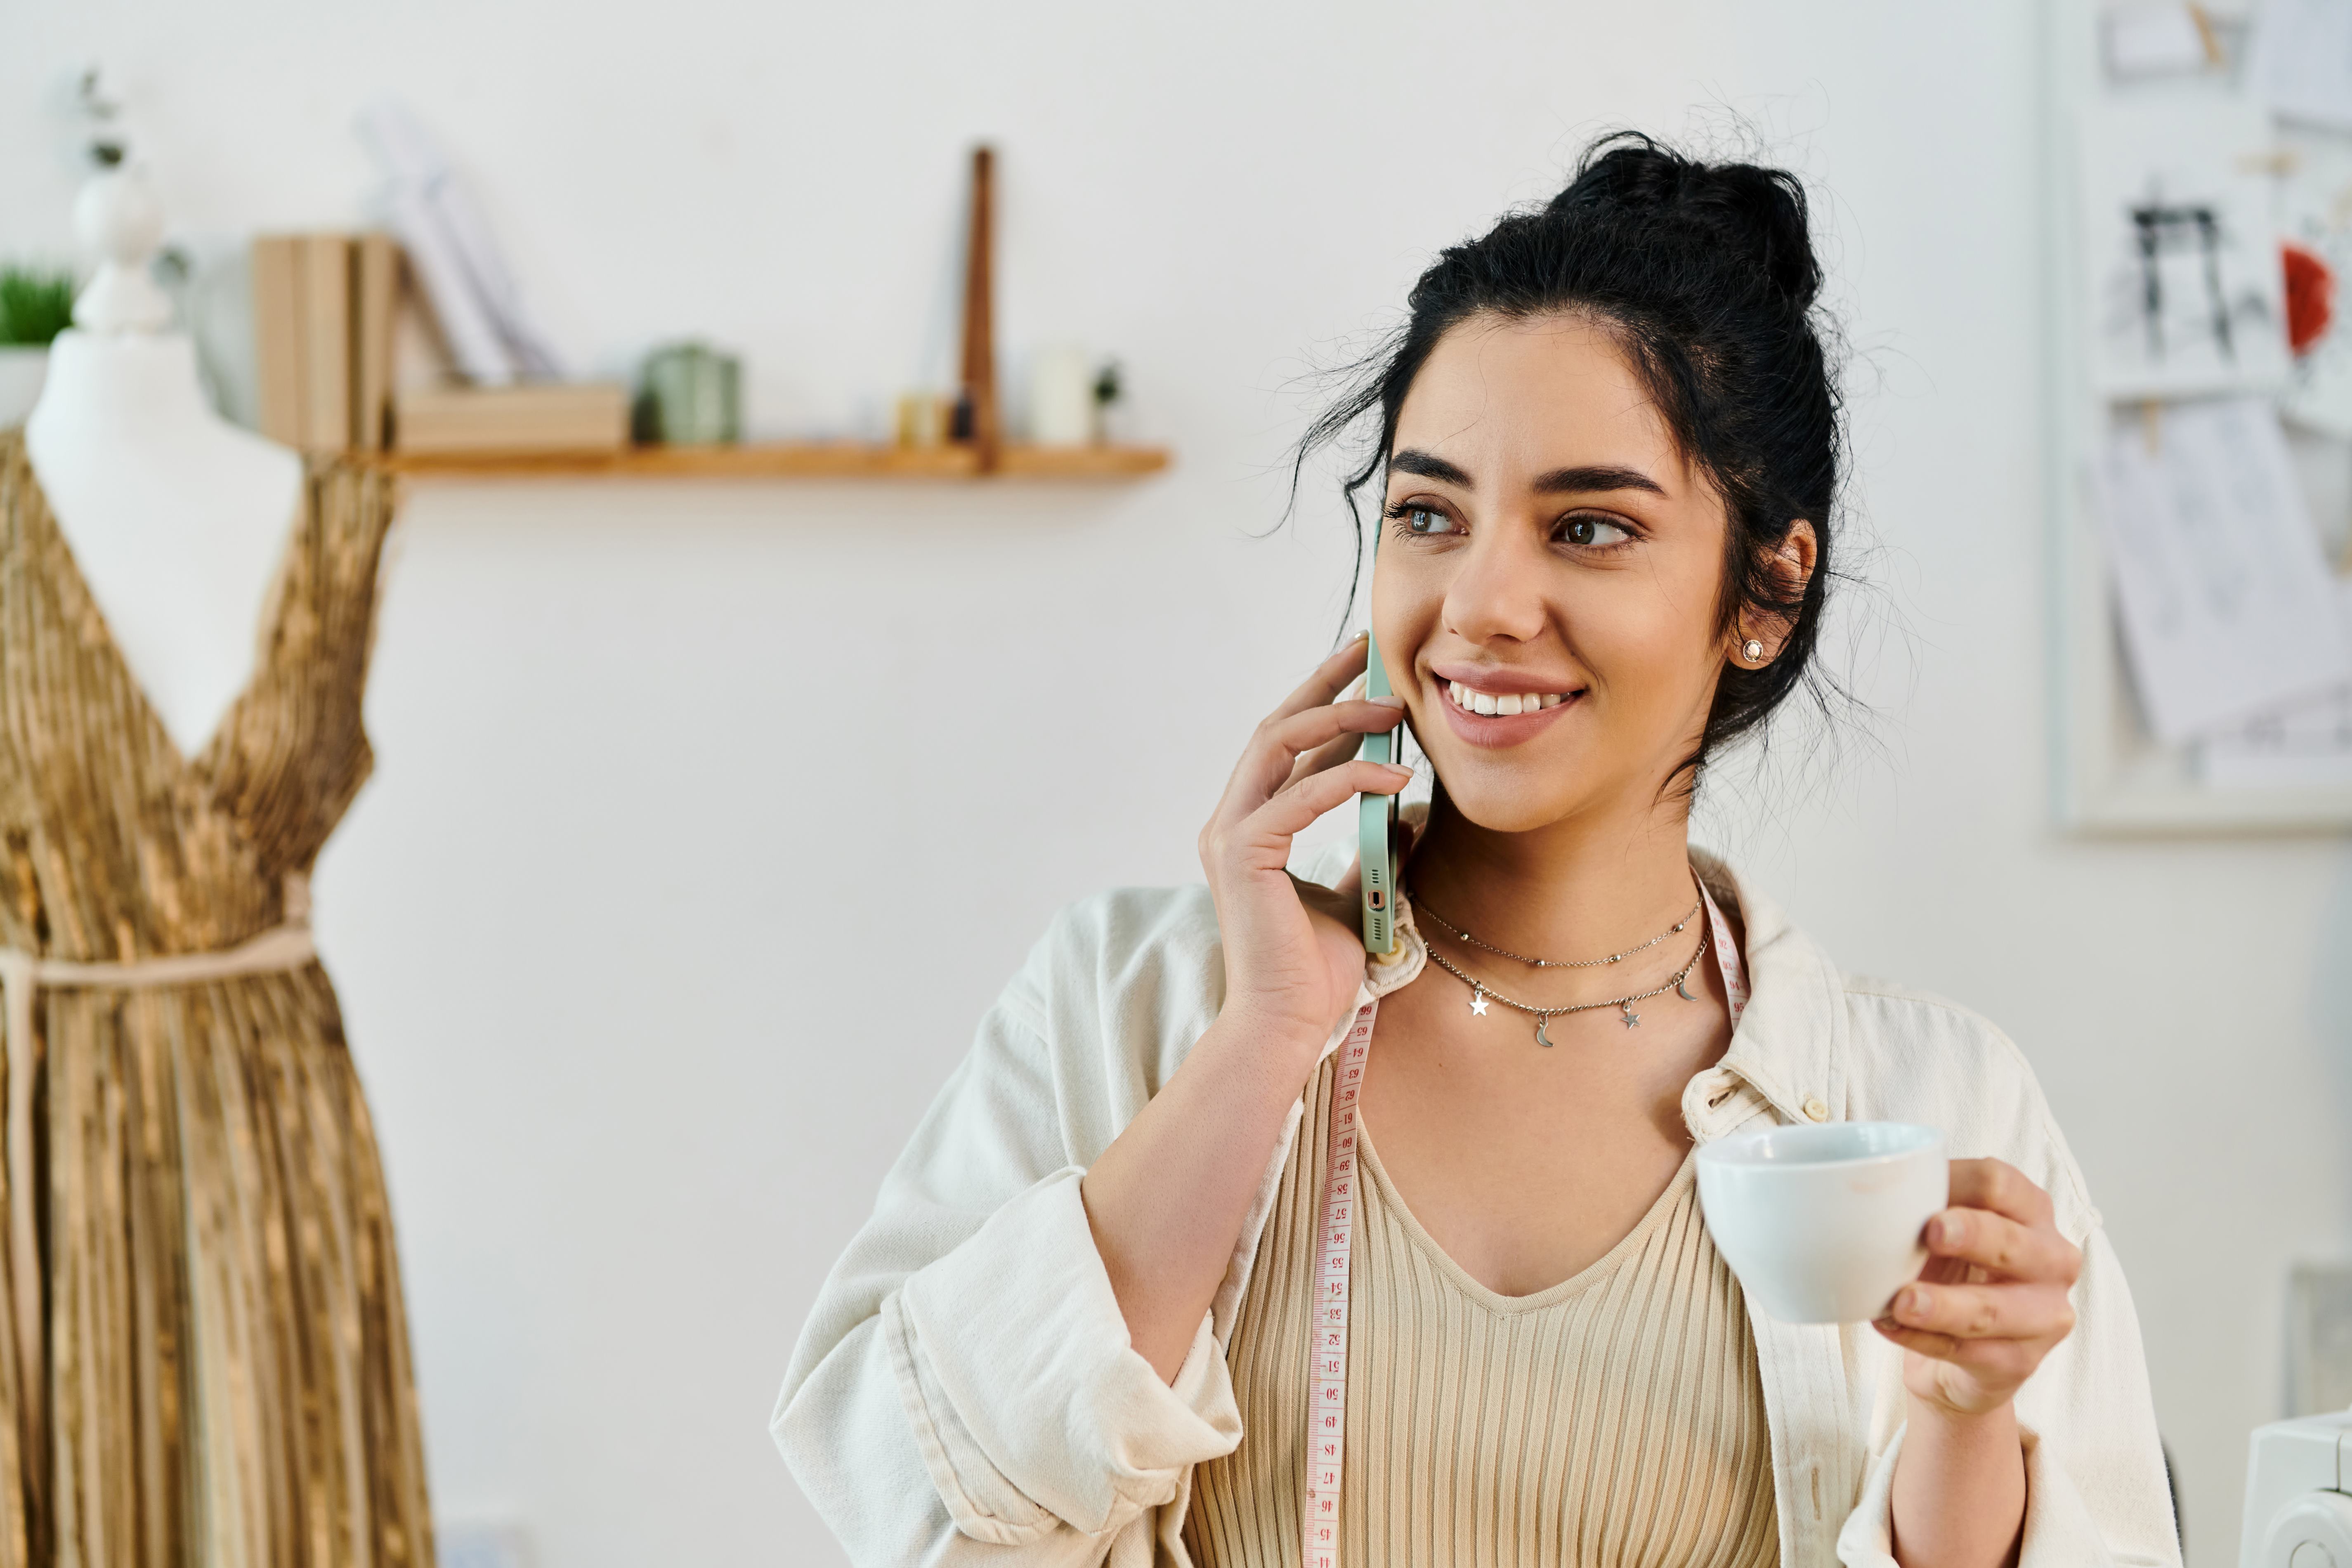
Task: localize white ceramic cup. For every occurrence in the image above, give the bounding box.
[1696,1121,1948,1324]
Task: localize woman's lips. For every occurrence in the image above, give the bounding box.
[1434,678,1585,747]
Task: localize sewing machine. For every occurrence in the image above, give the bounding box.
[2245,1410,2352,1565]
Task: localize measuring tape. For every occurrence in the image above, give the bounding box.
[1300,878,1749,1568]
[1700,877,1748,1023]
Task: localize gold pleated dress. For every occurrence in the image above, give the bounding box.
[0,429,432,1568]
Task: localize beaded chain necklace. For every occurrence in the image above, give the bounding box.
[1407,880,1713,1044]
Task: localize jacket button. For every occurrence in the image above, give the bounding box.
[1802,1096,1829,1122]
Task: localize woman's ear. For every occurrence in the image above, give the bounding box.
[1728,518,1818,667]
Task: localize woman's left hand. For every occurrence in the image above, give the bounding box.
[1873,1158,2083,1419]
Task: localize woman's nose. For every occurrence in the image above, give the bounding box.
[1441,535,1550,647]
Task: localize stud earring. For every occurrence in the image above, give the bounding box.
[1740,638,1765,663]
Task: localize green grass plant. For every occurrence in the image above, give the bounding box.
[0,269,76,347]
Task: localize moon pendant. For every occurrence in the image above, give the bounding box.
[1676,977,1697,1001]
[1535,1015,1556,1048]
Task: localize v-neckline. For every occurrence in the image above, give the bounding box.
[13,437,302,772]
[1348,1105,1701,1314]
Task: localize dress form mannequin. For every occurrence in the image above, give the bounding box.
[23,164,302,759]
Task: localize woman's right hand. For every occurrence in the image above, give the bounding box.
[1085,637,1414,1382]
[1198,634,1413,1065]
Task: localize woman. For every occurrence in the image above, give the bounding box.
[772,136,2175,1568]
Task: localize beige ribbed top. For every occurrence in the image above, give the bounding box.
[1185,1049,1778,1568]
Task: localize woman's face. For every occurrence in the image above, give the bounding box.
[1373,312,1786,833]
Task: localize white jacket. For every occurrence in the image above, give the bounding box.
[772,851,2180,1567]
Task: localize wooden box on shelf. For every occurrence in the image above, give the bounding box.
[391,383,631,456]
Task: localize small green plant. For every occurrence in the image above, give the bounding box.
[0,269,76,348]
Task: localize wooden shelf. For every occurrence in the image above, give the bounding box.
[368,441,1171,481]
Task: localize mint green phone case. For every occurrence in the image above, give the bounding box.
[1359,627,1399,955]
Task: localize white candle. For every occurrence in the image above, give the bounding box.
[1029,345,1095,447]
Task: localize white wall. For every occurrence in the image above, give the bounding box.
[5,4,2347,1563]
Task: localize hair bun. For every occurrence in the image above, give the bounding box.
[1545,133,1821,312]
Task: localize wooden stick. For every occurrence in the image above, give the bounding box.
[960,145,1000,471]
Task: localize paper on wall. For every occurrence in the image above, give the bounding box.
[2103,3,2217,80]
[2089,396,2352,741]
[2080,100,2291,399]
[2251,0,2352,132]
[2201,575,2352,785]
[2277,135,2352,436]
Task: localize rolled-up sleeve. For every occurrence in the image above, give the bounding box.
[894,1171,1242,1538]
[1833,1225,2180,1568]
[772,950,1243,1564]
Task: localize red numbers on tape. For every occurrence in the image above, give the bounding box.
[1299,999,1378,1568]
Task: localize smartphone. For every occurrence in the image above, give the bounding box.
[1359,626,1399,956]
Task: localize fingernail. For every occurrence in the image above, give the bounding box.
[1900,1287,1928,1318]
[1929,1216,1952,1246]
[1369,694,1405,708]
[1385,765,1414,779]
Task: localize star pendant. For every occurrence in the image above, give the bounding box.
[1469,990,1490,1017]
[1620,1007,1641,1029]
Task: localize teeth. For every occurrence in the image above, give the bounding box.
[1449,679,1571,714]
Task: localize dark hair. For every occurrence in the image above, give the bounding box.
[1296,131,1843,787]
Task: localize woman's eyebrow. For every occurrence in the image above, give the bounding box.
[1388,449,1475,488]
[1531,463,1666,497]
[1388,451,1667,498]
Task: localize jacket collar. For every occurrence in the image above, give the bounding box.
[1687,846,1849,1131]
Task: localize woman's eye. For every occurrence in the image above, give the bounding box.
[1400,505,1456,535]
[1561,515,1632,548]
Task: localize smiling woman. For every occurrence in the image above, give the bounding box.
[1300,133,1837,804]
[772,135,2178,1568]
[1374,314,1819,824]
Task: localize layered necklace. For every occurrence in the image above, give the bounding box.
[1407,882,1710,1046]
